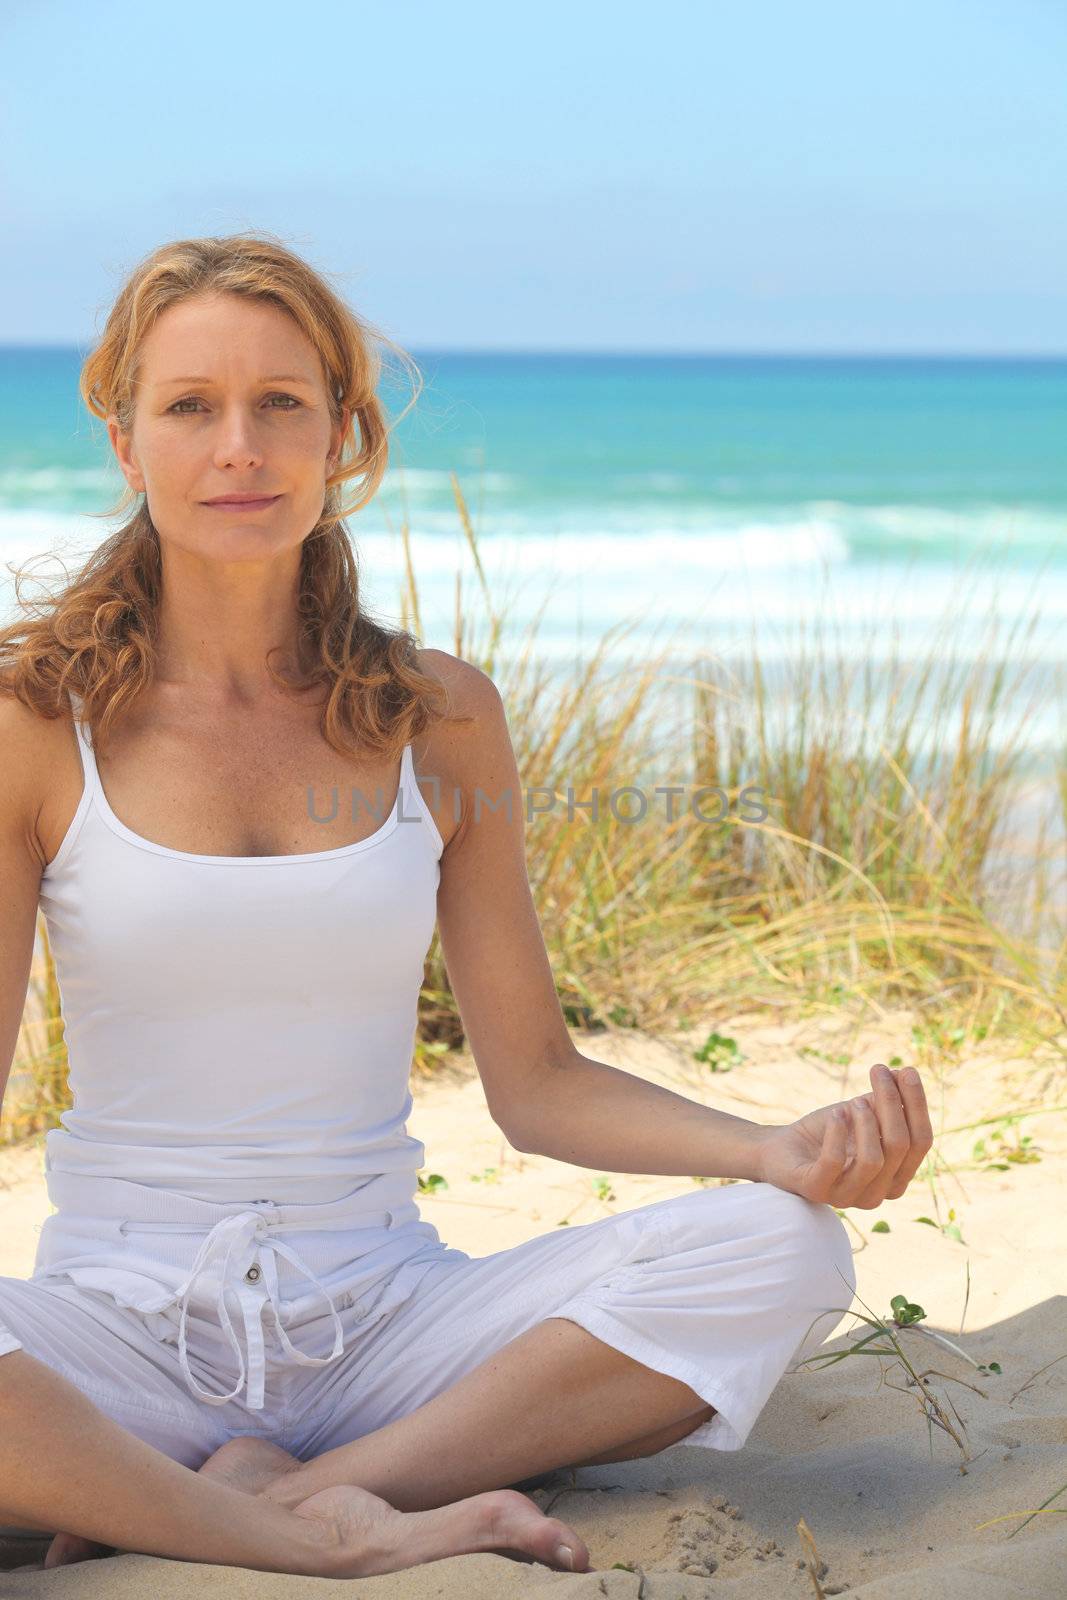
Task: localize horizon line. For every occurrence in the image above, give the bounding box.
[2,343,1067,362]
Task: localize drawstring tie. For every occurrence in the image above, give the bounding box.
[119,1206,391,1410]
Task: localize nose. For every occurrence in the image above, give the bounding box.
[211,408,266,470]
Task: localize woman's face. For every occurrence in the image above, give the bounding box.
[108,292,348,564]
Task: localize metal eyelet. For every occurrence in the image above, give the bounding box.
[245,1265,261,1283]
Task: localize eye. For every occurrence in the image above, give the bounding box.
[168,393,303,414]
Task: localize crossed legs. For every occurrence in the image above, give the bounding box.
[255,1314,717,1514]
[41,1314,715,1568]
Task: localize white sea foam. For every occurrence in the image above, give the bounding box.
[1,506,1062,767]
[2,507,1064,679]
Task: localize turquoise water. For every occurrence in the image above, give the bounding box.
[2,349,1065,764]
[3,349,1065,548]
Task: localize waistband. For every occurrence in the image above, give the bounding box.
[39,1168,421,1412]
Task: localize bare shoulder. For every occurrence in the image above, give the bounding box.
[0,687,64,781]
[414,647,502,716]
[0,688,69,869]
[413,648,506,755]
[412,649,512,848]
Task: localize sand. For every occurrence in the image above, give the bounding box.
[1,1009,1064,1597]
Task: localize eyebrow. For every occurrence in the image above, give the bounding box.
[156,373,316,387]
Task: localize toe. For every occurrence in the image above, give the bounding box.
[485,1489,591,1572]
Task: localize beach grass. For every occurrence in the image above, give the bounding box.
[3,475,1065,1147]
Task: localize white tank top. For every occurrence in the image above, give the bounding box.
[37,690,445,1201]
[31,693,461,1407]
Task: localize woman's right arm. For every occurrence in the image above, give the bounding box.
[0,695,46,1122]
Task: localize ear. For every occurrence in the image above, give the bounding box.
[328,403,351,470]
[107,414,145,493]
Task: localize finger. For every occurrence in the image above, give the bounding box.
[884,1066,935,1197]
[805,1104,851,1200]
[833,1095,885,1206]
[867,1062,911,1191]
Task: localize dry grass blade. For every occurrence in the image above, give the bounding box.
[974,1480,1067,1539]
[796,1516,829,1597]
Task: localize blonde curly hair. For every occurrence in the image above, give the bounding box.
[0,230,466,755]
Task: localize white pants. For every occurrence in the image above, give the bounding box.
[0,1182,856,1472]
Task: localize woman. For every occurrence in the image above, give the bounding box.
[0,234,932,1579]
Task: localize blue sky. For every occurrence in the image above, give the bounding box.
[2,0,1064,353]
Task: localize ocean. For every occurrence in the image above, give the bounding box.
[2,350,1065,773]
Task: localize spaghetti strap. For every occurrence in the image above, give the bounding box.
[65,689,100,802]
[401,740,445,855]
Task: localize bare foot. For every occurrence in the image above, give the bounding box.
[43,1531,113,1567]
[196,1436,305,1498]
[291,1482,593,1577]
[200,1436,592,1576]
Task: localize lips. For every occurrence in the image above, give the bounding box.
[202,495,281,508]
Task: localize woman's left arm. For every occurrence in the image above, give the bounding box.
[431,657,932,1205]
[432,660,771,1181]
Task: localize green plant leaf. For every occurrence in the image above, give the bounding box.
[889,1293,926,1324]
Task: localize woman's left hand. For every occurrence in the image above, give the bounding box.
[755,1063,934,1209]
